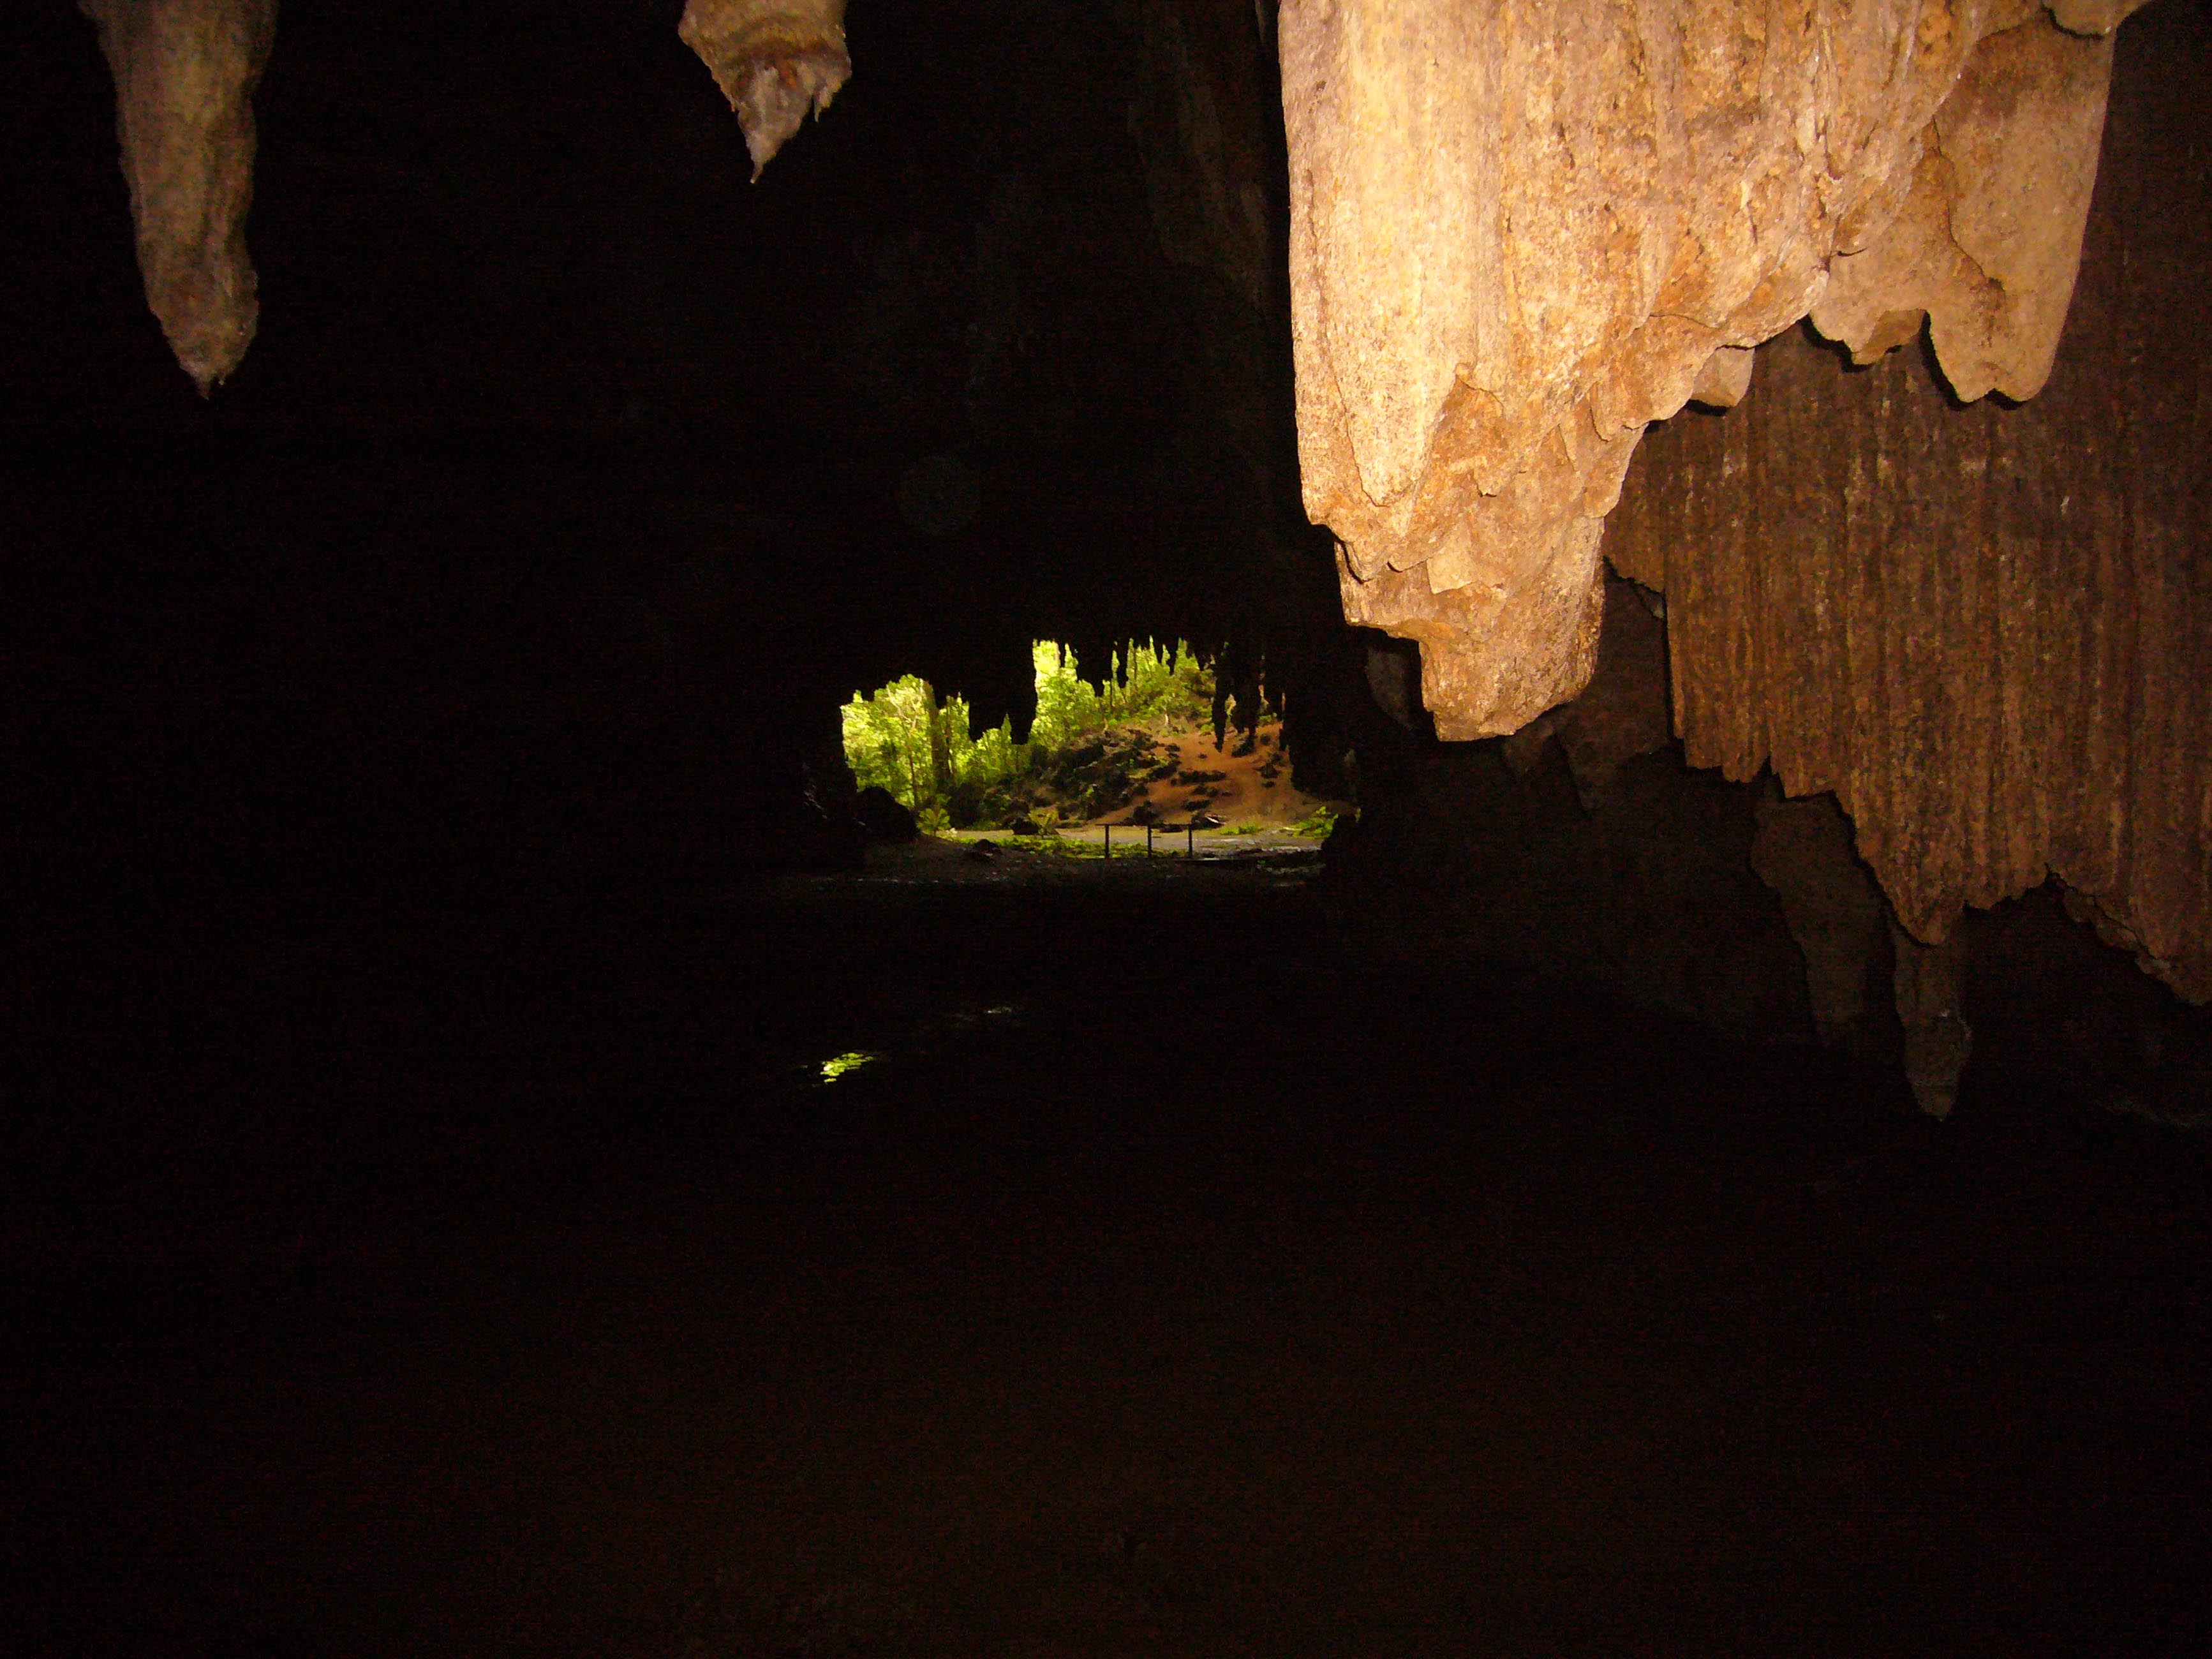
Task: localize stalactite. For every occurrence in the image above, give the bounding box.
[82,0,277,392]
[678,0,850,180]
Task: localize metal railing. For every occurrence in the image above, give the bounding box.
[1101,821,1203,859]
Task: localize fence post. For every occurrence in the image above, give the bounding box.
[1102,823,1110,860]
[1147,824,1155,856]
[1187,822,1195,858]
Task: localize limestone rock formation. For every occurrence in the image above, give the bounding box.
[82,0,276,393]
[679,0,850,180]
[1280,0,2148,739]
[1601,0,2208,1003]
[1807,12,2121,403]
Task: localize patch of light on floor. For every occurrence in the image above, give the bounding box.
[820,1050,882,1082]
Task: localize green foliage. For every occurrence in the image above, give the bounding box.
[842,641,1215,830]
[841,673,1024,830]
[840,674,940,810]
[1027,642,1097,756]
[1029,640,1212,750]
[1109,639,1214,731]
[1286,803,1345,838]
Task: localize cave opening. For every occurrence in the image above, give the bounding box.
[840,639,1344,847]
[6,1,2211,1652]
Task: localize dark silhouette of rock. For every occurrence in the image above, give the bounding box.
[853,786,918,844]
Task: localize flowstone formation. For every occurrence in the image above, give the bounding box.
[1606,308,2211,1005]
[1280,0,2148,740]
[678,0,851,181]
[1595,0,2208,1002]
[82,0,276,394]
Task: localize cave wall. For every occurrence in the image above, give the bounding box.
[1288,0,2205,1004]
[1320,0,2206,1105]
[1601,0,2210,1002]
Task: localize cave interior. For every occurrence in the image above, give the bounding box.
[5,1,2210,1653]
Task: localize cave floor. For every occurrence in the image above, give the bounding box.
[6,856,2209,1658]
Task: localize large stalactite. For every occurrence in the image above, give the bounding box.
[82,0,277,394]
[1280,0,2149,739]
[1602,0,2211,1004]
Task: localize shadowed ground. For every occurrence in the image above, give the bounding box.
[6,850,2209,1656]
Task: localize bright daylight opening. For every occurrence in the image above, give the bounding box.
[840,641,1344,845]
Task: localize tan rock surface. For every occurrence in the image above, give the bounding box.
[1809,16,2115,402]
[1281,1,2142,737]
[82,0,276,393]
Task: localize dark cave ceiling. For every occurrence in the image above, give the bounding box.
[4,1,1325,697]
